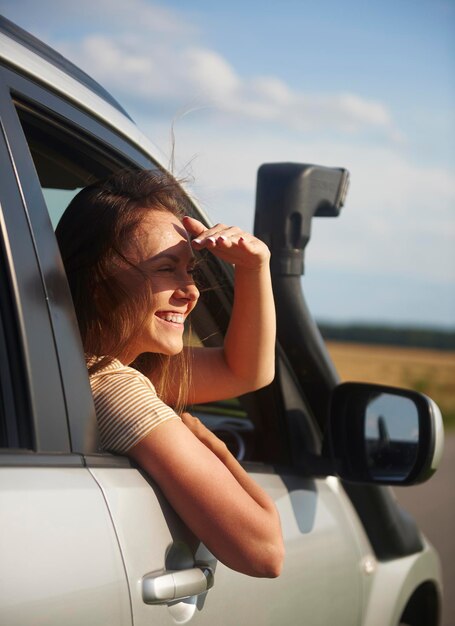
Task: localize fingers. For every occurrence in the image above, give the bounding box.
[182,217,269,269]
[205,228,244,250]
[182,216,228,248]
[180,412,202,437]
[186,222,245,250]
[180,412,220,451]
[180,411,199,427]
[181,216,206,237]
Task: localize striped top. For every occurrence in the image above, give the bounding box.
[89,358,180,453]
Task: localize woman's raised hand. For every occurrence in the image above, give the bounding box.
[180,214,276,403]
[182,216,270,271]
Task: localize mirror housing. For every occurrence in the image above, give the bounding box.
[327,382,444,485]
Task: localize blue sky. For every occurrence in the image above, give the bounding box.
[1,0,454,327]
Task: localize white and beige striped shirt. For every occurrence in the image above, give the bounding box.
[89,358,180,453]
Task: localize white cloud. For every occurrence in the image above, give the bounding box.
[1,0,401,137]
[44,14,400,138]
[185,48,241,99]
[251,77,293,105]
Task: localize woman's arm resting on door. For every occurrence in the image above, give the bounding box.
[129,414,284,578]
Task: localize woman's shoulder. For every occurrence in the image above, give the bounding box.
[89,358,156,391]
[89,357,179,453]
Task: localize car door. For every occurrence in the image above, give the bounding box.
[1,63,367,625]
[0,72,132,626]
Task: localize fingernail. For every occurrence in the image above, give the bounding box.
[217,235,227,241]
[239,236,245,242]
[208,236,217,244]
[193,238,202,244]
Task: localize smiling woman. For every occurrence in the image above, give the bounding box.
[55,170,193,405]
[115,211,200,363]
[55,168,283,577]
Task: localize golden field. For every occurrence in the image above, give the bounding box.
[326,341,455,428]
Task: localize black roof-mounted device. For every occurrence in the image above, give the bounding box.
[254,162,349,423]
[254,163,349,275]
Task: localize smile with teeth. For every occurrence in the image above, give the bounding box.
[156,311,185,325]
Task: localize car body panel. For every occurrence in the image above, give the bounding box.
[0,466,132,626]
[362,540,442,626]
[90,466,363,625]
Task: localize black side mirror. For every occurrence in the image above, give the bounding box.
[327,382,444,485]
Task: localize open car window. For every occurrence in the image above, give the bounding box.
[15,100,130,227]
[14,100,288,465]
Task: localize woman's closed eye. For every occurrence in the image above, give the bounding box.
[157,265,175,273]
[155,264,196,278]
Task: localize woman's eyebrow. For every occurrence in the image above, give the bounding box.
[149,250,195,263]
[150,253,180,262]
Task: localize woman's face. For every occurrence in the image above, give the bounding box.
[118,210,199,362]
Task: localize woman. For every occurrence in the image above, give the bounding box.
[56,169,283,578]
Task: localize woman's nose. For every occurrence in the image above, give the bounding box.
[175,280,199,302]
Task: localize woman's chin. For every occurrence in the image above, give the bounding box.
[160,342,184,356]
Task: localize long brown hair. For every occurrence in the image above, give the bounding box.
[56,168,194,411]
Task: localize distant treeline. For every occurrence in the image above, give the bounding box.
[317,322,455,351]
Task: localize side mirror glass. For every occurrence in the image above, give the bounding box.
[364,393,419,481]
[328,382,444,485]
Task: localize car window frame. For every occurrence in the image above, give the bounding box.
[0,76,75,457]
[0,65,157,458]
[0,197,32,450]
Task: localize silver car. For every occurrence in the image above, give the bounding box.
[0,16,444,626]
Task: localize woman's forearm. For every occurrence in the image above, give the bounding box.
[133,414,284,577]
[183,216,277,397]
[179,413,284,576]
[223,262,276,389]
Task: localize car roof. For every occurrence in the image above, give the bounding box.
[0,16,210,223]
[0,17,167,168]
[0,16,132,118]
